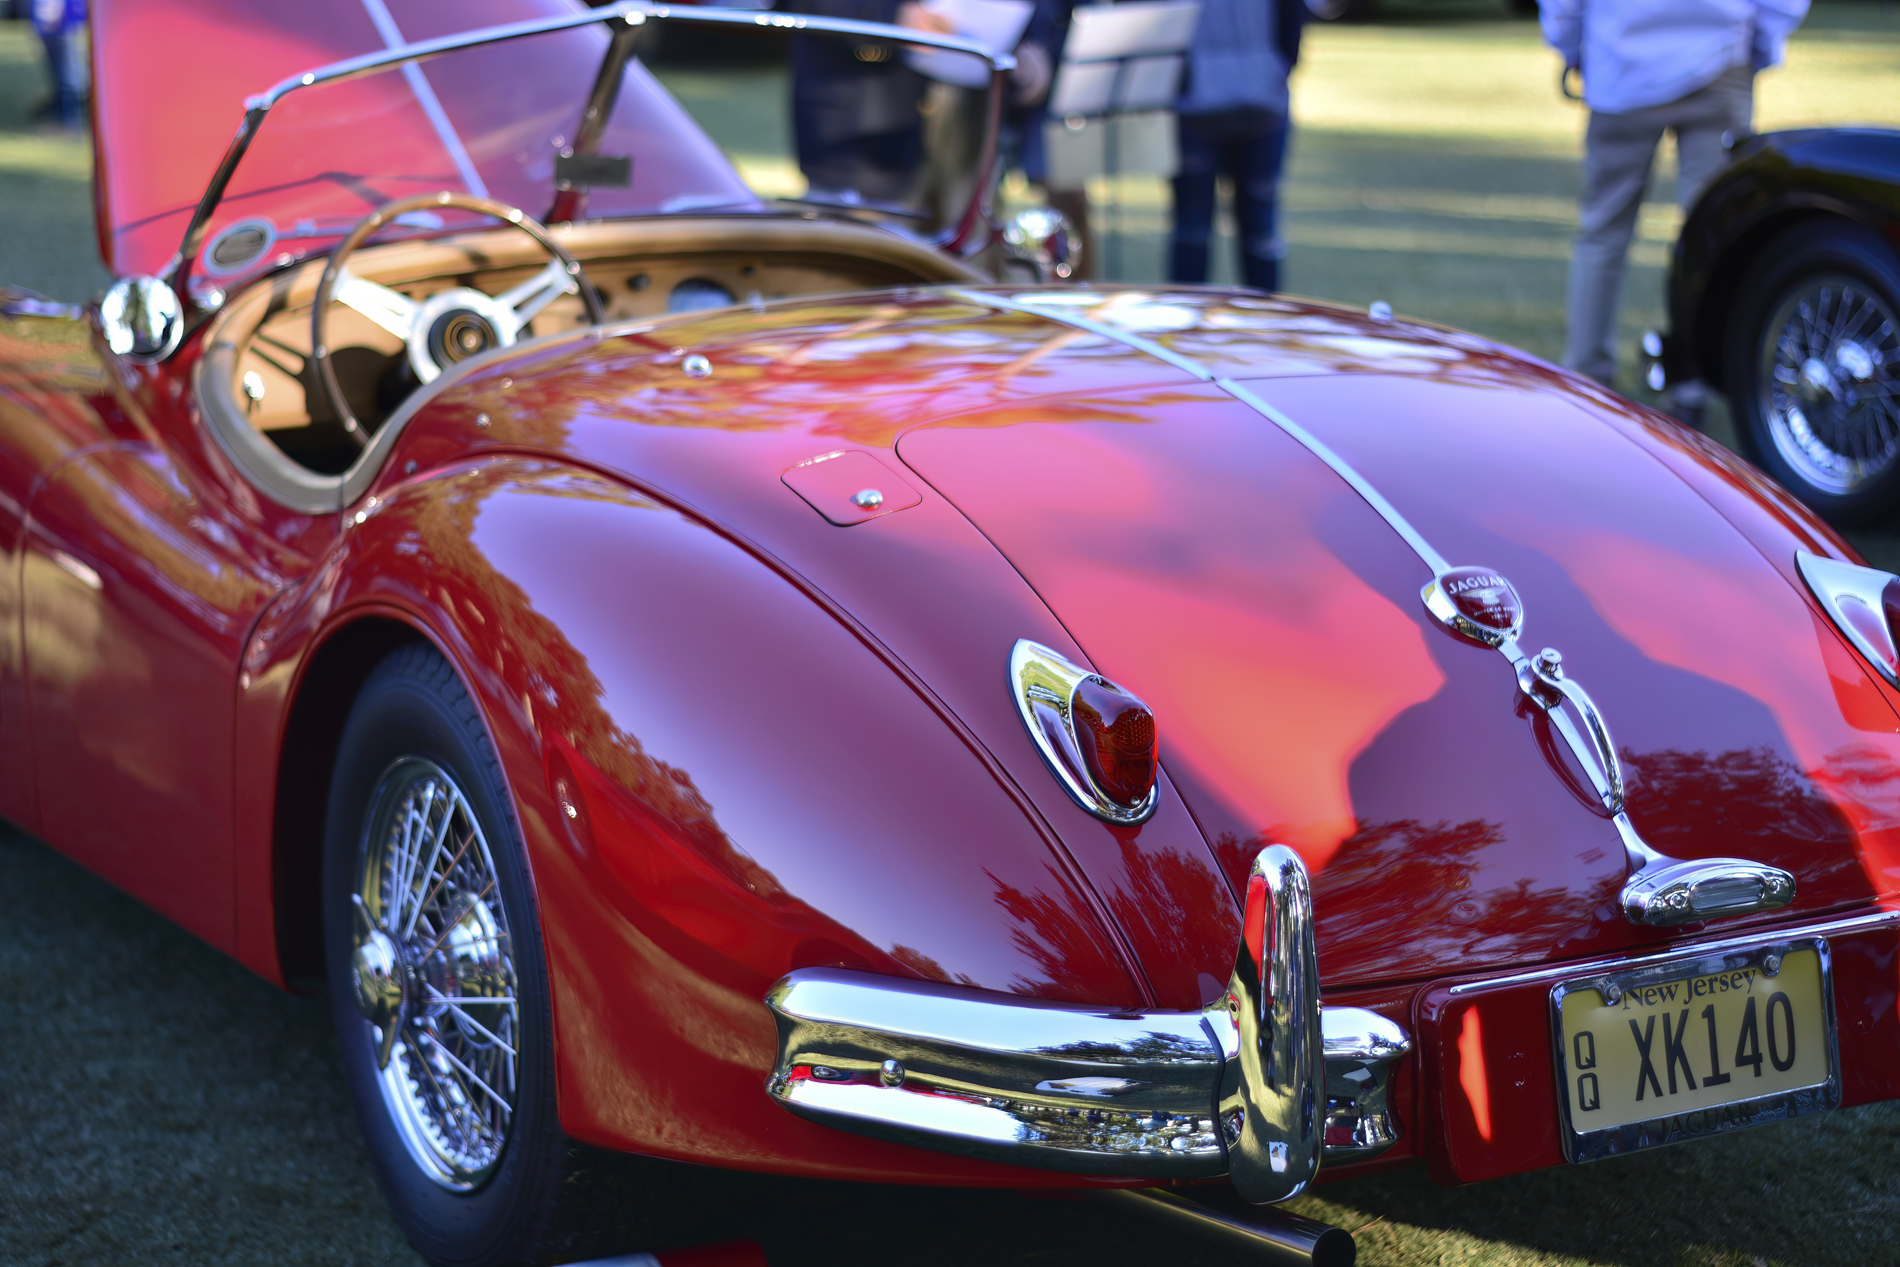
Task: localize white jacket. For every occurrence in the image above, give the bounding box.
[1540,0,1809,114]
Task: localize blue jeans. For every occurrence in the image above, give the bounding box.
[1170,109,1289,292]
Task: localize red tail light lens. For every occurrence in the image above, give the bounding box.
[1070,676,1158,810]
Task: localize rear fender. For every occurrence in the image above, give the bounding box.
[241,456,1147,1181]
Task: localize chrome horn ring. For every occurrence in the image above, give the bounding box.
[353,757,518,1191]
[1758,273,1900,496]
[311,190,606,448]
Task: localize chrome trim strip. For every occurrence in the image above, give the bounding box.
[944,288,1217,384]
[1445,907,1900,995]
[1217,377,1452,574]
[766,848,1376,1185]
[359,0,491,200]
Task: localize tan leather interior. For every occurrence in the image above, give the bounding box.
[204,214,987,479]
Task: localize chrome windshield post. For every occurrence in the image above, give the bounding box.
[1212,845,1325,1205]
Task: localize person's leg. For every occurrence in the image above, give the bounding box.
[1659,66,1753,420]
[1566,107,1666,385]
[1170,114,1220,284]
[1671,64,1754,211]
[56,18,89,131]
[1232,113,1289,292]
[35,25,65,124]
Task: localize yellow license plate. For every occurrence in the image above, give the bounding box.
[1553,940,1839,1161]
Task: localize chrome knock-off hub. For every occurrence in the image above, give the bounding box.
[351,921,406,1032]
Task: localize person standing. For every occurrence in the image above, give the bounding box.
[1543,0,1809,387]
[1169,0,1305,293]
[30,0,88,132]
[783,0,952,205]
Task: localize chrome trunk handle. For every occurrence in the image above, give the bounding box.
[1504,636,1796,927]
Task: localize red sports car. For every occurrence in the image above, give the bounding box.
[3,3,1898,1265]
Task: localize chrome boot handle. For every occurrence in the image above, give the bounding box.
[1514,646,1624,814]
[1422,567,1796,929]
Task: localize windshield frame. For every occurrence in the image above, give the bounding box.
[164,1,1015,316]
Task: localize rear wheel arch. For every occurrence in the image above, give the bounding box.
[1693,206,1890,387]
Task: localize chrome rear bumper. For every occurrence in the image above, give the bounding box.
[765,847,1410,1203]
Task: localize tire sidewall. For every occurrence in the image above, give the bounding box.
[1726,219,1900,525]
[321,643,559,1267]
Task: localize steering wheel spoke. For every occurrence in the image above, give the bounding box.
[334,267,421,343]
[495,258,580,332]
[312,192,605,450]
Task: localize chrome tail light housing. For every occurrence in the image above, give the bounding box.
[1798,550,1900,685]
[1009,640,1159,824]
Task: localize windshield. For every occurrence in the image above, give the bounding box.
[173,5,1001,297]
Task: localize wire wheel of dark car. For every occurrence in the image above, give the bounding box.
[1728,220,1900,524]
[323,643,604,1267]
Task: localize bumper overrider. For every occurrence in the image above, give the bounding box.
[765,847,1409,1205]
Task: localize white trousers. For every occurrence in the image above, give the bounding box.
[1564,65,1755,385]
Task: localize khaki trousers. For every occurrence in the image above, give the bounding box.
[1564,64,1755,385]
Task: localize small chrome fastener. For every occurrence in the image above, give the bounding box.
[682,354,712,378]
[880,1059,905,1088]
[1368,300,1393,321]
[1764,953,1782,976]
[852,488,885,510]
[1602,982,1622,1004]
[1534,647,1564,681]
[475,413,490,428]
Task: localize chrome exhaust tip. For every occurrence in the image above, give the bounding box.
[1099,1187,1356,1266]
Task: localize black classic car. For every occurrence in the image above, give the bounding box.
[1653,127,1900,525]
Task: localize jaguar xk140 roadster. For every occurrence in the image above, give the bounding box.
[4,2,1899,1265]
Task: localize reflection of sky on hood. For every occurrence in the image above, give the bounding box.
[1007,287,1530,382]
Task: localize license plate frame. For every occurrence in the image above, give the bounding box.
[1550,936,1841,1163]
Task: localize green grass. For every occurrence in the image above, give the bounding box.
[7,7,1900,1265]
[0,23,109,303]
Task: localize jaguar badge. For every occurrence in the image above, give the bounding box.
[1421,567,1524,648]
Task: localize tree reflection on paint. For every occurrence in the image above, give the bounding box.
[1624,744,1871,900]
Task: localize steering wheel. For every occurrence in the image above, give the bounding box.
[311,191,607,448]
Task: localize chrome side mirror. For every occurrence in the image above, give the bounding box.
[1003,206,1080,282]
[99,276,183,361]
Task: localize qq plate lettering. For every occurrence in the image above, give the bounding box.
[1550,939,1840,1162]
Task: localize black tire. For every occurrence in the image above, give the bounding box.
[1724,219,1900,526]
[322,643,639,1266]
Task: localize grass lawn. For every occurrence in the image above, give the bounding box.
[6,6,1900,1266]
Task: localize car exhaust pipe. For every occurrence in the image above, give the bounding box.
[1097,1187,1356,1266]
[562,1239,768,1267]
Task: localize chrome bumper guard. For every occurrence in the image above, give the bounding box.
[765,847,1410,1203]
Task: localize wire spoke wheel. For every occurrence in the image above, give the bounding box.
[351,756,517,1191]
[1758,272,1900,496]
